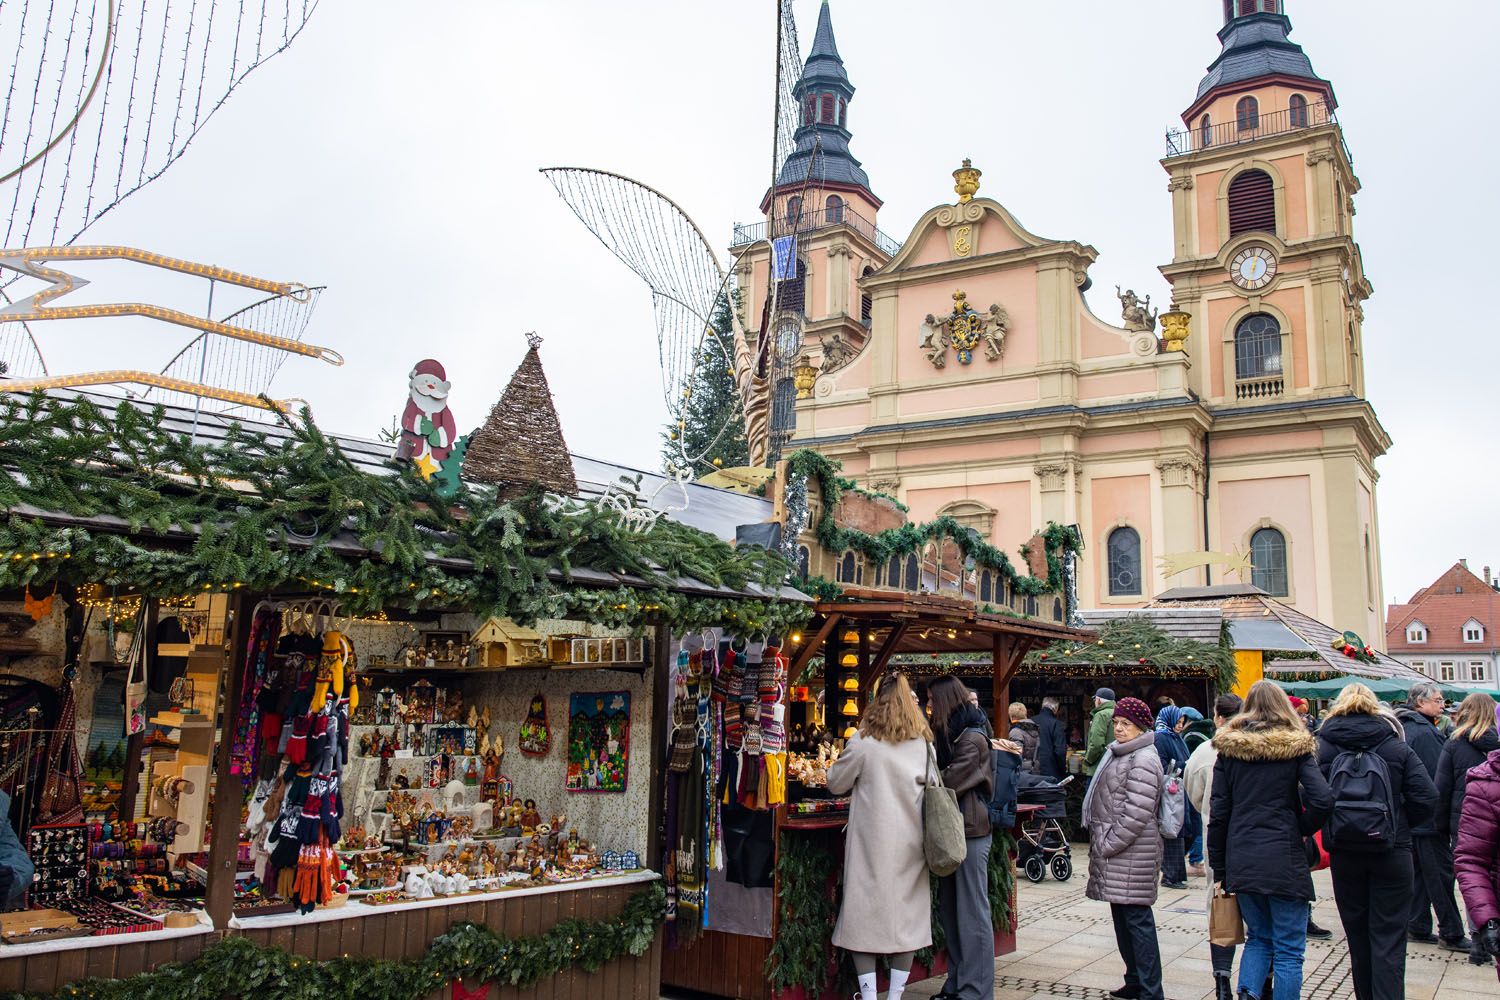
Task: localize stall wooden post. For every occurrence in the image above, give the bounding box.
[647,621,671,873]
[992,634,1010,734]
[205,591,253,929]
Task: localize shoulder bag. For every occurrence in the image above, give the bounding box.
[923,741,967,876]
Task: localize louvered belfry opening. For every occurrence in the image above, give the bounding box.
[1228,169,1277,237]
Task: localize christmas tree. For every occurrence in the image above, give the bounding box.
[662,298,749,474]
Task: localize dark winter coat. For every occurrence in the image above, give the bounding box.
[939,705,994,839]
[1436,728,1500,837]
[1455,748,1500,928]
[1397,706,1448,835]
[1184,718,1216,754]
[1207,723,1332,901]
[1034,707,1068,779]
[1154,728,1191,777]
[1316,711,1437,851]
[1009,719,1041,772]
[1084,731,1164,906]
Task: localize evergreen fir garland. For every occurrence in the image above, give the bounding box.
[0,396,810,633]
[2,885,665,1000]
[783,450,1081,598]
[1027,617,1238,692]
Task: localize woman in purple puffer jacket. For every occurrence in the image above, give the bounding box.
[1454,734,1500,982]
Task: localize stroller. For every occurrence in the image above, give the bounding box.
[1016,772,1073,883]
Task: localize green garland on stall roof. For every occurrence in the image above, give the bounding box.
[783,449,1081,597]
[0,395,809,632]
[1,885,666,1000]
[766,831,840,996]
[1026,617,1238,693]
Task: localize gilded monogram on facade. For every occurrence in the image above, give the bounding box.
[920,290,1008,368]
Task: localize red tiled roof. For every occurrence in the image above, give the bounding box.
[1385,562,1500,653]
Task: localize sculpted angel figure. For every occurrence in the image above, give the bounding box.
[982,303,1009,360]
[919,314,950,368]
[1116,286,1159,332]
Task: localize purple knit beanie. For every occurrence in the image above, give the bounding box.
[1114,697,1154,732]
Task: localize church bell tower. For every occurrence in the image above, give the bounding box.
[1159,0,1390,645]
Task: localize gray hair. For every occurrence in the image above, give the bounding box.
[1042,696,1060,712]
[1408,681,1441,707]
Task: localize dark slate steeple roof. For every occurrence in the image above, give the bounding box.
[775,1,872,194]
[1194,11,1334,110]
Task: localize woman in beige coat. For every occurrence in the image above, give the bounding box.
[1083,696,1165,1000]
[826,673,932,1000]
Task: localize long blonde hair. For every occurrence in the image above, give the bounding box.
[1452,692,1498,743]
[860,673,932,743]
[1223,679,1304,732]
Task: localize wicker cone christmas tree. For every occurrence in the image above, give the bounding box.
[463,333,579,499]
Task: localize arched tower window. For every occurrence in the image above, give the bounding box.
[1199,114,1212,149]
[803,96,815,126]
[860,265,874,327]
[1228,169,1276,237]
[819,94,836,124]
[903,553,919,591]
[825,195,844,223]
[1251,528,1289,596]
[838,98,847,127]
[785,196,802,225]
[1236,96,1260,132]
[774,258,806,315]
[1234,314,1283,380]
[1228,0,1278,17]
[1107,527,1142,597]
[1289,94,1309,127]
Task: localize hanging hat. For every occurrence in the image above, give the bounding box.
[1113,697,1153,732]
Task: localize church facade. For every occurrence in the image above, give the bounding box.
[734,1,1389,644]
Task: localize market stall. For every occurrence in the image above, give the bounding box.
[0,345,810,998]
[657,449,1092,1000]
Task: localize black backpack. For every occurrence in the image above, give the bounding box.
[1326,746,1397,849]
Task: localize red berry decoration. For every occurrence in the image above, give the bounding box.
[1342,644,1355,657]
[1139,658,1147,664]
[1040,653,1048,660]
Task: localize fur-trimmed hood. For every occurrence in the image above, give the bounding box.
[1212,722,1317,762]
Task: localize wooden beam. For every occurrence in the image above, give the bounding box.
[787,612,841,683]
[646,622,672,872]
[206,592,253,930]
[992,634,1010,735]
[862,623,909,689]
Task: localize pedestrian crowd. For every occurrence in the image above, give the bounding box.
[822,672,1500,1000]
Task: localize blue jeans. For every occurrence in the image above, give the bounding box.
[1237,893,1307,1000]
[1185,805,1203,865]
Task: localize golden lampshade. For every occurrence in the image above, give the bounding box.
[841,674,859,692]
[842,723,858,739]
[840,697,859,717]
[841,628,859,644]
[840,652,858,668]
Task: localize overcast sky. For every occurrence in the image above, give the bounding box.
[10,0,1497,609]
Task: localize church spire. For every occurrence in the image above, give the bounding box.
[769,1,874,204]
[1187,0,1335,122]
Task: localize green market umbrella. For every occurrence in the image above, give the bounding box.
[1275,676,1410,701]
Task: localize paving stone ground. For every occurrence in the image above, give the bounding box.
[904,845,1500,1000]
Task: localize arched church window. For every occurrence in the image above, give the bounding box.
[1251,528,1289,596]
[1234,314,1282,380]
[819,94,836,124]
[785,196,802,225]
[1053,598,1064,622]
[885,554,902,588]
[1288,94,1309,128]
[796,545,810,579]
[860,266,874,327]
[1228,169,1276,237]
[903,553,919,591]
[838,98,847,127]
[836,551,856,584]
[826,195,844,223]
[1108,527,1142,597]
[1236,96,1260,132]
[1199,115,1212,149]
[803,96,815,126]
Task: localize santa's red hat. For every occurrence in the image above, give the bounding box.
[410,359,447,380]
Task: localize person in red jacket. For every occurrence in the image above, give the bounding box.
[1454,746,1500,983]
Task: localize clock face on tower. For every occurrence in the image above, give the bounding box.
[774,316,803,361]
[1230,246,1278,291]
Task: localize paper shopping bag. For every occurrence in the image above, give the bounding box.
[1209,885,1245,947]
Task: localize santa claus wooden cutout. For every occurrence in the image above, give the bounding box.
[396,359,457,479]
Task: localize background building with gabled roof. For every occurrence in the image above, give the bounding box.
[1386,560,1500,690]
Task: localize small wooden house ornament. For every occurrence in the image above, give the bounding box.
[471,617,547,668]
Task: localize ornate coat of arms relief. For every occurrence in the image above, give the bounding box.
[919,290,1008,368]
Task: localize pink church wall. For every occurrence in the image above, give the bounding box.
[1079,429,1161,456]
[899,378,1039,416]
[1210,428,1322,458]
[1089,475,1154,603]
[895,436,1043,470]
[1216,474,1317,613]
[1196,169,1227,255]
[1080,314,1131,360]
[895,270,1040,394]
[1270,152,1309,240]
[1078,370,1158,402]
[903,480,1032,544]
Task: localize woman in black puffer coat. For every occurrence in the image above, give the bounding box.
[1437,693,1500,965]
[1209,681,1332,1000]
